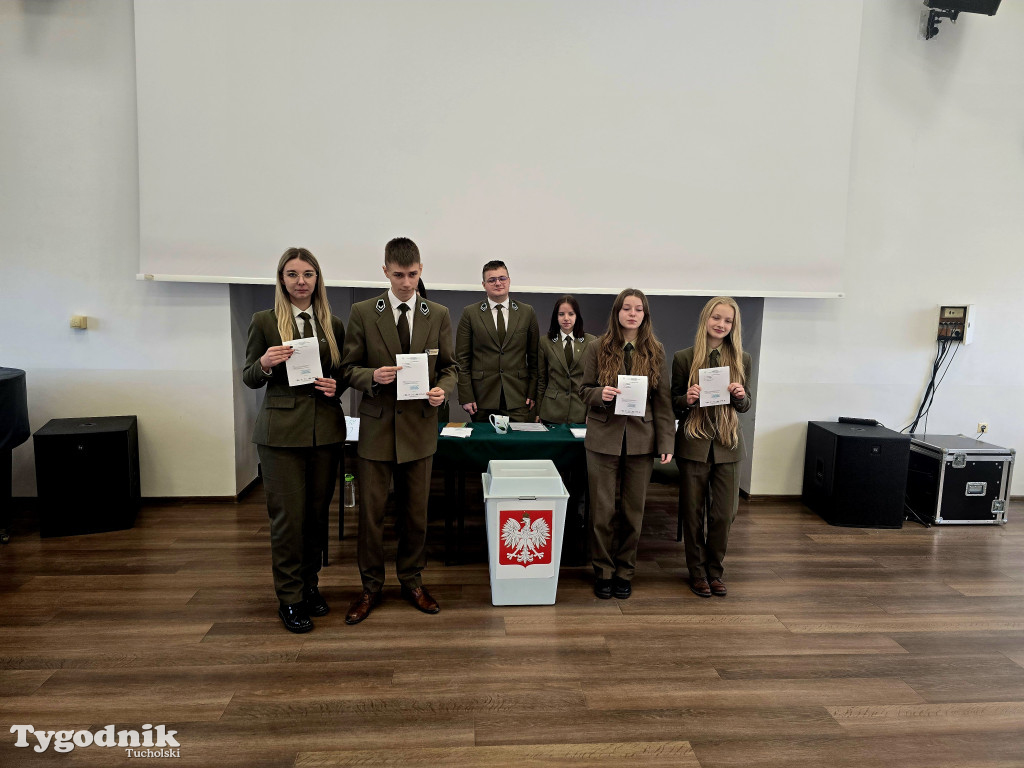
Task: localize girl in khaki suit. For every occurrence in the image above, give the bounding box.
[579,289,674,600]
[536,295,596,564]
[536,295,595,425]
[243,248,346,634]
[671,297,752,598]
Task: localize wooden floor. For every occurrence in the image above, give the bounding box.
[2,484,1023,767]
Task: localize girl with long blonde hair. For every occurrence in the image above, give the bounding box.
[671,297,752,598]
[242,247,347,634]
[579,289,675,600]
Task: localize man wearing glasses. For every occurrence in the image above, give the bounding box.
[456,260,539,422]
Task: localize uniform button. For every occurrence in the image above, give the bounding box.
[499,369,504,374]
[397,409,403,415]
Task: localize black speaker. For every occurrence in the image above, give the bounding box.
[33,416,140,537]
[802,421,910,528]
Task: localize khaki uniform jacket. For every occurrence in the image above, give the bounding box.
[343,293,459,464]
[242,309,347,447]
[536,332,596,424]
[456,298,539,410]
[579,341,675,457]
[671,346,753,463]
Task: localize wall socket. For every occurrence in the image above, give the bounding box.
[977,422,989,435]
[70,315,88,329]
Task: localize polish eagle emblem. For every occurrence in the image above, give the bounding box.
[501,513,550,565]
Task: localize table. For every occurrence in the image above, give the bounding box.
[435,423,587,563]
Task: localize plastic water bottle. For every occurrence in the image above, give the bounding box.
[344,473,356,508]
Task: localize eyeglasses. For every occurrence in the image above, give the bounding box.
[283,271,317,281]
[485,276,509,285]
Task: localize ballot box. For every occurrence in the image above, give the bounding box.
[482,460,569,605]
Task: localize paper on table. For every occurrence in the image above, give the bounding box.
[570,427,587,439]
[699,366,731,407]
[614,375,648,417]
[509,422,548,432]
[284,338,323,387]
[440,427,472,438]
[396,353,429,400]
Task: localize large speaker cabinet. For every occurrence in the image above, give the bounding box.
[802,421,911,528]
[33,416,140,537]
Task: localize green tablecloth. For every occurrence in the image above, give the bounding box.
[436,423,586,472]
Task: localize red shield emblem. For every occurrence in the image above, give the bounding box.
[498,510,553,567]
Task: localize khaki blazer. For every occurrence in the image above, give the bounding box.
[343,293,459,464]
[671,346,753,463]
[579,342,675,457]
[456,298,539,410]
[536,333,596,424]
[242,309,347,447]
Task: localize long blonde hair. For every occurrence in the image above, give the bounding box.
[683,297,745,449]
[596,289,664,389]
[273,247,341,367]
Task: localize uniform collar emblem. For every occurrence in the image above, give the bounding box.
[375,298,387,313]
[419,301,429,316]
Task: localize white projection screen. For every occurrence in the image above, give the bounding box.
[135,0,862,296]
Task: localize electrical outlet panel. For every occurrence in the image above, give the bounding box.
[937,305,973,345]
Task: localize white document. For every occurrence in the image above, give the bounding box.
[699,365,731,407]
[284,338,323,387]
[570,427,587,439]
[345,416,360,442]
[509,422,549,432]
[440,427,472,438]
[396,353,429,400]
[614,375,648,417]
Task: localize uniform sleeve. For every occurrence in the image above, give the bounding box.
[455,308,475,404]
[526,308,539,401]
[578,343,608,408]
[242,313,271,390]
[341,305,376,395]
[434,308,459,397]
[536,339,549,408]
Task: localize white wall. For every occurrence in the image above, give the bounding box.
[0,0,237,497]
[4,0,1021,499]
[752,0,1024,495]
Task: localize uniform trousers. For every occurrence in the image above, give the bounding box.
[678,456,740,580]
[357,455,432,593]
[258,442,342,605]
[586,449,654,581]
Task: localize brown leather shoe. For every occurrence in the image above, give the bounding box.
[709,578,727,597]
[344,590,382,625]
[689,577,712,598]
[401,585,440,614]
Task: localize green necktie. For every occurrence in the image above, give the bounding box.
[397,303,411,355]
[623,342,634,375]
[564,336,573,368]
[496,304,506,343]
[298,312,313,339]
[710,348,720,367]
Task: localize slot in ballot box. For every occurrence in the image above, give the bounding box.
[482,460,569,605]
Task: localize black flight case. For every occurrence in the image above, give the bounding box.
[905,434,1013,525]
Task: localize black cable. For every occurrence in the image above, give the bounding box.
[902,338,951,434]
[918,339,962,435]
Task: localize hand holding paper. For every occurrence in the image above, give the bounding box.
[396,353,429,400]
[698,366,730,407]
[614,375,648,416]
[284,338,323,386]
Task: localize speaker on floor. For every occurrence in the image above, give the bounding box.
[802,421,910,528]
[33,416,140,537]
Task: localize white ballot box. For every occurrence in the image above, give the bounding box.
[482,460,570,606]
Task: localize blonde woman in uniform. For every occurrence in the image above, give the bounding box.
[671,297,752,598]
